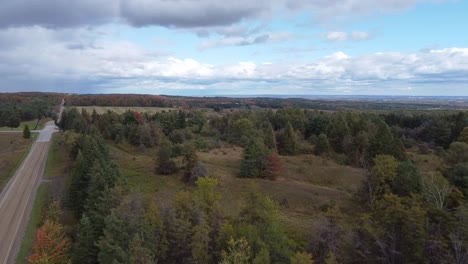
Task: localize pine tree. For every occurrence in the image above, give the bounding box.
[183,145,198,181]
[264,122,277,150]
[156,137,177,175]
[458,127,468,143]
[72,215,96,264]
[315,133,331,155]
[23,124,31,139]
[278,122,297,155]
[239,142,263,178]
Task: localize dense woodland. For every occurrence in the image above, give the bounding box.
[0,93,62,128]
[16,93,468,263]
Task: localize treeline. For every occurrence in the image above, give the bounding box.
[65,93,468,111]
[0,92,62,127]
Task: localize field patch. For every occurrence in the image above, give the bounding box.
[0,133,35,191]
[109,142,366,238]
[72,106,178,115]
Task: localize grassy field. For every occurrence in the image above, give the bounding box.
[0,133,36,191]
[109,142,366,237]
[0,119,49,131]
[72,106,178,115]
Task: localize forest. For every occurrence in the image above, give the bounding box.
[19,93,468,264]
[0,92,62,128]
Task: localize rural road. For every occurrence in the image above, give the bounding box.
[0,99,63,264]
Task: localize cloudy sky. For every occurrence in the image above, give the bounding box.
[0,0,467,96]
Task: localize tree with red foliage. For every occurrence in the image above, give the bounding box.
[28,220,71,264]
[134,111,143,123]
[264,151,281,180]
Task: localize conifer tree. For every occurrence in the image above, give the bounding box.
[156,137,177,175]
[278,122,297,155]
[315,133,331,155]
[23,124,31,139]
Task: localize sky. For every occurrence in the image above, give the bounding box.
[0,0,467,96]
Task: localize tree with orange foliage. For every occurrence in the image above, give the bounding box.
[264,151,281,180]
[28,220,71,264]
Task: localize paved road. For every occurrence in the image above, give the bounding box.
[0,99,63,263]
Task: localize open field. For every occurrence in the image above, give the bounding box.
[0,119,50,131]
[0,133,35,191]
[109,142,366,237]
[72,106,178,114]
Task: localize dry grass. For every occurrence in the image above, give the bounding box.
[407,148,444,175]
[0,133,35,191]
[109,142,366,237]
[72,106,178,115]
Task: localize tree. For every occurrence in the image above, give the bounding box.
[291,252,314,264]
[220,237,251,264]
[183,145,198,181]
[392,160,421,196]
[315,133,331,155]
[156,137,177,175]
[367,155,398,207]
[264,151,280,180]
[278,122,297,155]
[264,122,277,150]
[458,127,468,144]
[23,124,31,139]
[324,251,338,264]
[72,215,95,264]
[422,172,453,210]
[239,141,265,178]
[28,220,71,264]
[189,161,208,183]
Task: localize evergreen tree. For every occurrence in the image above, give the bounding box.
[23,124,31,139]
[183,145,198,181]
[314,133,331,155]
[278,122,297,155]
[156,137,177,175]
[458,127,468,143]
[264,122,277,150]
[72,215,95,264]
[239,141,264,178]
[290,252,314,264]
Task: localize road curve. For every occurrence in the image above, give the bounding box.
[0,120,59,263]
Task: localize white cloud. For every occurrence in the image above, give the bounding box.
[198,32,293,50]
[325,31,372,41]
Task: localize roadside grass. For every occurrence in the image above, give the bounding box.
[17,134,72,262]
[72,106,178,115]
[0,118,49,131]
[16,184,47,264]
[109,141,366,238]
[0,133,37,191]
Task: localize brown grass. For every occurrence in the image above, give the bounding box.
[0,133,35,191]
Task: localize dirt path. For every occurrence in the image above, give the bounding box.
[0,99,64,264]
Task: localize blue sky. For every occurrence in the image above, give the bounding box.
[0,0,467,96]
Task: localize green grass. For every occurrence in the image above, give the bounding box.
[44,134,69,179]
[0,119,48,131]
[16,184,47,264]
[0,133,37,191]
[72,106,178,115]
